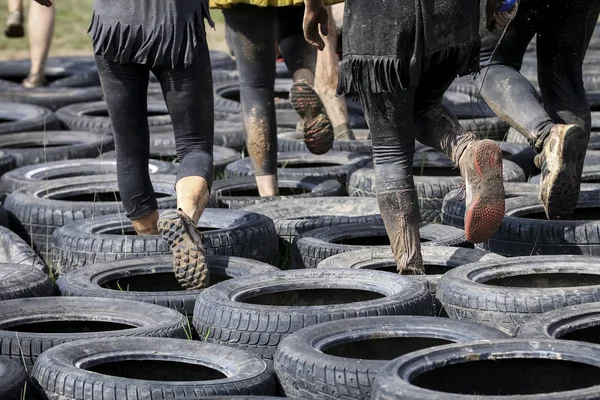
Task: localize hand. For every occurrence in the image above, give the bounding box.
[33,0,53,6]
[303,3,329,51]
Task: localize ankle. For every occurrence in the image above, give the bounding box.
[131,210,159,235]
[256,175,279,197]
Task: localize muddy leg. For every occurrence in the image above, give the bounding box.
[314,5,354,140]
[359,90,424,274]
[377,189,423,274]
[24,0,55,87]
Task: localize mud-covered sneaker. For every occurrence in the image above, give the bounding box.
[4,10,24,38]
[458,139,505,243]
[157,209,209,290]
[290,79,334,155]
[536,124,587,220]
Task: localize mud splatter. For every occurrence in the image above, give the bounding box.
[244,107,272,174]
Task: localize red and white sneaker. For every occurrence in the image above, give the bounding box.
[459,139,505,243]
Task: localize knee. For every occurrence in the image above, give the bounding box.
[372,146,415,191]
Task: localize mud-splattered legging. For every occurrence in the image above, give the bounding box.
[95,46,214,221]
[223,4,317,176]
[476,0,600,151]
[358,53,476,269]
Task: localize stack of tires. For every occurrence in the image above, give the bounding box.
[1,41,600,400]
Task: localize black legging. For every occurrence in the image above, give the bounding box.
[359,52,474,193]
[476,0,600,151]
[223,4,316,176]
[95,46,214,221]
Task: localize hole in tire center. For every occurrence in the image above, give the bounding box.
[103,272,230,292]
[323,337,454,360]
[278,162,341,169]
[484,273,600,288]
[1,142,72,149]
[411,358,600,395]
[518,208,600,221]
[101,226,219,236]
[86,359,227,382]
[0,118,16,123]
[3,320,136,333]
[52,191,170,202]
[332,236,431,246]
[560,325,600,344]
[220,187,310,197]
[84,110,167,117]
[240,288,384,306]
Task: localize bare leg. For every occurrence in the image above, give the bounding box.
[256,175,279,197]
[5,0,24,38]
[176,176,210,225]
[315,5,354,140]
[131,210,159,235]
[8,0,22,12]
[24,0,55,87]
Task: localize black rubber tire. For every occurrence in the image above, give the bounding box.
[0,201,7,227]
[413,149,526,182]
[213,146,242,177]
[48,70,101,88]
[372,339,600,400]
[32,337,276,399]
[209,176,344,209]
[295,223,469,268]
[3,174,177,262]
[0,226,47,271]
[480,191,600,256]
[57,255,278,316]
[274,316,508,400]
[0,130,114,167]
[0,297,189,369]
[0,56,96,82]
[505,127,529,144]
[440,182,538,229]
[0,86,103,111]
[0,356,26,400]
[516,302,600,340]
[0,158,177,198]
[214,80,294,111]
[347,167,463,223]
[225,151,371,185]
[0,263,54,299]
[437,255,600,335]
[529,165,600,184]
[243,197,382,243]
[277,129,373,155]
[193,269,433,362]
[0,102,60,134]
[317,246,505,317]
[56,101,173,133]
[0,150,16,178]
[51,208,280,273]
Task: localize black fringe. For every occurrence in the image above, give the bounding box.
[88,4,214,70]
[337,39,481,98]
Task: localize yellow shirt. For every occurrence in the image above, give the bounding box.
[210,0,343,9]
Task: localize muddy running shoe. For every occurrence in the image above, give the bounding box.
[458,139,505,243]
[290,79,334,155]
[4,10,24,38]
[535,124,587,220]
[157,209,209,290]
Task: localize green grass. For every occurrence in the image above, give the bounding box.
[0,2,227,60]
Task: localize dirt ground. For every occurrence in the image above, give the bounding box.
[0,1,229,61]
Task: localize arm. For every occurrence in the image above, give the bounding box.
[303,0,329,51]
